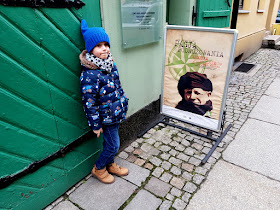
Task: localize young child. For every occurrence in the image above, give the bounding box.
[80,19,129,184]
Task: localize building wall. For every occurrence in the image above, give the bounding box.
[235,0,280,60]
[100,0,167,116]
[266,0,280,30]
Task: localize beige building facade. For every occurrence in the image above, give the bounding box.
[234,0,280,60]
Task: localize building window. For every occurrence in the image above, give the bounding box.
[239,0,244,9]
[257,0,265,12]
[238,0,251,14]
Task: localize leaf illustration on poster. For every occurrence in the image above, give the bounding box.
[161,26,237,131]
[166,39,210,80]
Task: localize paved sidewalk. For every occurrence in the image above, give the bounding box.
[45,48,280,210]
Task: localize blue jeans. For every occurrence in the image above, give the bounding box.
[95,123,120,170]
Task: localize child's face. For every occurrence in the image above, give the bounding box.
[91,42,110,59]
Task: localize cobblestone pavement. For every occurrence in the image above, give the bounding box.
[116,48,280,210]
[46,48,280,210]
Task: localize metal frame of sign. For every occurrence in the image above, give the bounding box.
[161,25,238,132]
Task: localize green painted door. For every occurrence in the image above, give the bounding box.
[196,0,232,28]
[0,1,102,209]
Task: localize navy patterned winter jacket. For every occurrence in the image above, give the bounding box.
[80,64,128,130]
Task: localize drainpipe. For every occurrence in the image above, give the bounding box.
[231,0,239,29]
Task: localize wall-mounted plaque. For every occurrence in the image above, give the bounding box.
[120,0,163,48]
[161,25,238,131]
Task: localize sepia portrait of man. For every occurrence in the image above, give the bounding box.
[176,72,213,117]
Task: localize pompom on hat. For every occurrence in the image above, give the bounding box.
[81,19,110,53]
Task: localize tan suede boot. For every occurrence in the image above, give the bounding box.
[91,165,114,184]
[107,163,129,176]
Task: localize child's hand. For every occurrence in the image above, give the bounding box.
[93,128,103,138]
[80,50,98,69]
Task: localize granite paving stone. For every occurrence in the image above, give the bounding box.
[118,151,129,159]
[183,182,197,193]
[192,174,205,185]
[187,160,280,210]
[148,148,160,156]
[160,172,173,183]
[176,153,189,161]
[134,158,145,166]
[249,95,280,125]
[159,145,171,152]
[170,141,179,147]
[51,197,64,206]
[265,78,280,98]
[124,146,134,153]
[141,143,154,153]
[69,177,136,210]
[165,193,174,201]
[51,201,79,210]
[170,177,185,189]
[144,177,172,197]
[169,157,182,166]
[161,137,172,144]
[181,163,194,172]
[194,153,206,160]
[127,155,137,162]
[184,148,195,156]
[181,139,190,147]
[145,138,156,145]
[188,157,201,166]
[139,152,150,160]
[124,190,162,210]
[160,153,171,160]
[148,128,157,134]
[175,144,185,151]
[173,136,183,142]
[172,198,187,210]
[177,133,186,138]
[133,148,142,155]
[136,138,144,143]
[143,133,152,138]
[206,156,216,164]
[170,166,182,175]
[223,119,280,181]
[144,163,153,170]
[115,157,150,186]
[154,142,162,147]
[149,156,162,166]
[161,161,171,170]
[182,172,193,181]
[152,167,164,177]
[130,142,139,148]
[169,149,178,156]
[170,187,183,197]
[195,167,207,175]
[182,192,191,202]
[159,200,172,210]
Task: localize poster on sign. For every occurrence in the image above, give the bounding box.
[161,25,237,131]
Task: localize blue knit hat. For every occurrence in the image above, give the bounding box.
[81,19,110,53]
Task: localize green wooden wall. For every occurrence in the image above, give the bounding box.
[196,0,232,28]
[168,0,232,28]
[0,1,103,209]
